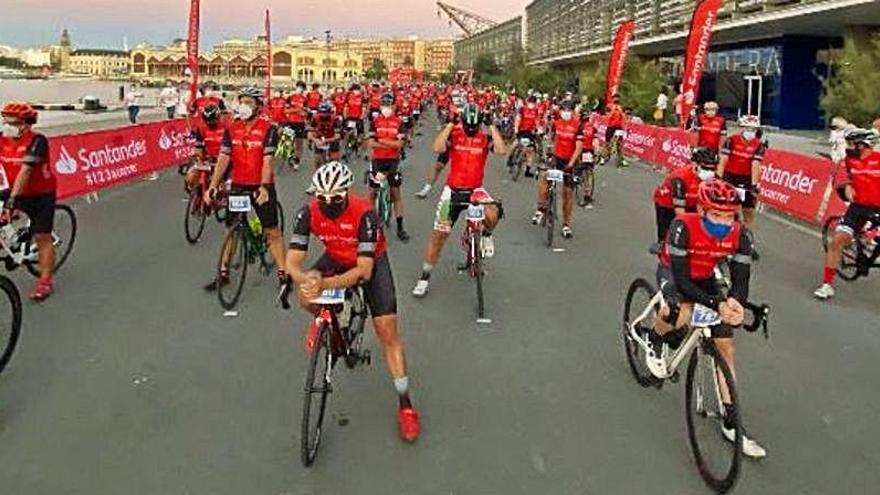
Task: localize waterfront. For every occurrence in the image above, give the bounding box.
[0,78,161,107]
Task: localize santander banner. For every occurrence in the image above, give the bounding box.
[48,119,192,200]
[605,20,635,109]
[680,0,722,127]
[186,0,201,104]
[265,9,272,101]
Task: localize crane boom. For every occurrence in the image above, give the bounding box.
[436,1,498,36]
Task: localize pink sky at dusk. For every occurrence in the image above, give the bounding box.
[1,0,530,48]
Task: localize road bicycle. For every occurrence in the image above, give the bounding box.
[452,196,502,324]
[0,274,22,376]
[622,278,769,493]
[215,192,284,310]
[0,201,77,278]
[183,162,228,244]
[368,170,393,228]
[341,120,362,162]
[279,283,371,467]
[537,166,565,248]
[507,135,539,182]
[822,212,880,281]
[573,153,596,207]
[602,129,626,168]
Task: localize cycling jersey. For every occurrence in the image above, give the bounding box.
[654,166,701,210]
[581,123,597,152]
[267,96,288,124]
[306,90,322,110]
[518,106,539,132]
[607,107,624,128]
[290,194,387,268]
[552,118,583,161]
[446,126,492,190]
[313,113,340,139]
[345,92,365,119]
[0,130,56,196]
[220,117,277,186]
[285,94,307,124]
[332,93,347,115]
[192,121,226,160]
[695,114,727,151]
[371,115,403,160]
[721,134,766,177]
[368,90,382,110]
[838,150,880,208]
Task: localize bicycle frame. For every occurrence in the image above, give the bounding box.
[0,213,45,268]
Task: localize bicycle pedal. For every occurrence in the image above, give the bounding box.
[669,370,680,383]
[360,349,371,365]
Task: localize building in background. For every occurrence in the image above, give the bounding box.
[69,49,129,77]
[453,16,523,69]
[335,37,454,76]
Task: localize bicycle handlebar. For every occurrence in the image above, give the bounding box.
[742,301,770,338]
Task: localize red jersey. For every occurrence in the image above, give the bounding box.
[660,213,743,280]
[222,118,276,187]
[305,194,387,268]
[721,134,766,177]
[368,90,382,110]
[332,92,347,115]
[191,95,224,118]
[0,130,56,196]
[653,166,702,209]
[581,123,597,152]
[192,121,226,160]
[518,106,539,132]
[285,94,307,124]
[552,117,582,161]
[312,113,339,140]
[839,150,880,208]
[267,96,288,124]
[447,127,491,190]
[607,107,624,128]
[345,92,365,119]
[306,90,322,110]
[371,115,403,160]
[695,114,727,151]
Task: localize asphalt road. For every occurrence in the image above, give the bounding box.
[0,114,877,495]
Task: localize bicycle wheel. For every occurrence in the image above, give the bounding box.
[344,291,368,369]
[622,278,661,387]
[217,224,249,310]
[25,204,77,277]
[509,148,523,182]
[184,186,208,245]
[577,167,595,207]
[302,322,332,467]
[686,342,742,493]
[545,189,556,247]
[0,275,22,376]
[471,231,485,320]
[837,240,861,281]
[377,187,392,227]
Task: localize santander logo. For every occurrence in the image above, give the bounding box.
[54,145,78,175]
[158,130,173,150]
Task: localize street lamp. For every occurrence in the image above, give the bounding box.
[324,29,332,87]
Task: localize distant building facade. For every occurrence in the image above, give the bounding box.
[453,17,523,69]
[70,49,129,77]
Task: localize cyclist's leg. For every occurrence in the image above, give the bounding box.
[19,194,56,280]
[254,185,285,277]
[562,172,575,226]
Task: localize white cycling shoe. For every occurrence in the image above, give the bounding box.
[561,225,573,239]
[412,279,429,298]
[531,210,544,225]
[813,283,835,300]
[415,184,433,199]
[481,235,495,258]
[721,425,767,458]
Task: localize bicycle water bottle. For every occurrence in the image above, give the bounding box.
[0,224,17,250]
[248,216,263,237]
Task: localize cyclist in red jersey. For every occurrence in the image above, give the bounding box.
[531,100,582,237]
[267,88,288,125]
[306,83,323,121]
[344,83,366,137]
[368,93,410,242]
[415,95,464,199]
[717,115,767,233]
[308,102,342,169]
[653,148,719,246]
[0,102,58,300]
[691,101,726,152]
[650,179,765,458]
[412,104,506,297]
[189,81,226,126]
[186,104,226,192]
[577,110,600,208]
[287,162,420,442]
[203,87,286,290]
[815,128,880,299]
[284,81,308,168]
[515,94,540,177]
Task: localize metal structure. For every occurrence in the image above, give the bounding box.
[436,1,498,36]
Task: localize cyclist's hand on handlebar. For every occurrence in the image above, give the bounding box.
[255,186,269,206]
[300,270,323,300]
[720,298,745,327]
[204,186,216,206]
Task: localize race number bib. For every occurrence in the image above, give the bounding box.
[228,195,252,212]
[310,288,346,305]
[545,169,565,183]
[614,129,626,138]
[466,204,485,221]
[691,304,722,327]
[347,121,358,129]
[581,152,594,163]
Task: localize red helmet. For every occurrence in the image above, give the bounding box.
[1,102,38,124]
[698,179,740,212]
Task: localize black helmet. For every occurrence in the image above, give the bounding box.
[560,99,575,111]
[844,128,877,147]
[202,104,221,123]
[691,147,719,167]
[380,93,395,106]
[238,86,264,104]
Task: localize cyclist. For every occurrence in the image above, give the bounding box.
[344,83,366,139]
[691,101,726,152]
[331,86,347,119]
[0,102,58,301]
[414,95,462,199]
[652,147,719,247]
[267,88,288,125]
[717,115,766,256]
[412,103,506,297]
[652,179,766,458]
[514,94,540,178]
[308,102,342,169]
[577,108,600,208]
[287,162,421,442]
[605,94,626,167]
[190,81,225,125]
[186,104,226,192]
[305,83,323,122]
[531,100,582,238]
[284,81,309,168]
[814,128,880,300]
[368,93,410,242]
[203,87,286,291]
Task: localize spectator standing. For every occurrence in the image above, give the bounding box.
[159,81,179,119]
[654,89,668,123]
[124,83,143,124]
[829,116,850,165]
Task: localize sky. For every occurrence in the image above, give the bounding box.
[0,0,530,49]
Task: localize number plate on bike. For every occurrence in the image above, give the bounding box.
[467,204,485,221]
[311,288,346,305]
[691,304,722,327]
[546,169,565,183]
[614,129,626,137]
[520,138,531,146]
[193,162,212,171]
[228,195,252,212]
[581,152,594,163]
[347,121,358,128]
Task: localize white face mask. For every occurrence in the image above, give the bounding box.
[1,123,22,138]
[237,104,255,120]
[560,111,573,121]
[381,107,393,118]
[742,130,757,140]
[697,168,715,181]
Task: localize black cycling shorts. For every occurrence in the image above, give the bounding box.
[17,193,56,234]
[227,184,279,230]
[656,264,733,339]
[436,151,449,165]
[655,205,676,244]
[311,252,397,317]
[722,173,757,209]
[605,126,623,143]
[516,130,536,143]
[344,118,364,137]
[370,159,403,188]
[838,203,880,237]
[550,157,577,188]
[286,122,307,138]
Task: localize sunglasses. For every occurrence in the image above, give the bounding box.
[316,193,347,205]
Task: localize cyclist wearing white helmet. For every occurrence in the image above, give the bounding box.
[287,161,421,442]
[717,114,767,256]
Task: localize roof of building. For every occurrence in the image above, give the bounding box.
[72,49,130,57]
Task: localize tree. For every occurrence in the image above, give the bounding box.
[579,56,665,117]
[821,33,880,127]
[0,56,26,69]
[472,53,501,83]
[363,58,388,81]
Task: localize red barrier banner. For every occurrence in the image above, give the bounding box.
[186,0,201,104]
[49,120,192,200]
[757,149,834,222]
[605,20,635,109]
[680,0,722,127]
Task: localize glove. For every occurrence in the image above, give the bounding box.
[482,112,493,126]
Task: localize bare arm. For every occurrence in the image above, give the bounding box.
[433,123,454,154]
[490,125,506,155]
[323,256,375,288]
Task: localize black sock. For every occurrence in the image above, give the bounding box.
[396,217,404,230]
[399,393,412,409]
[723,403,737,429]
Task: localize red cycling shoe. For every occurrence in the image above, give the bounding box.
[398,406,421,442]
[30,277,53,302]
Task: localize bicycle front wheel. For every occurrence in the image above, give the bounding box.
[509,148,523,182]
[217,225,249,310]
[686,342,742,493]
[471,231,485,320]
[184,186,208,245]
[577,167,595,207]
[26,204,77,277]
[302,322,332,467]
[0,275,22,376]
[621,278,661,387]
[545,189,556,247]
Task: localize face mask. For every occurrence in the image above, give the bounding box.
[1,123,22,138]
[845,148,861,158]
[702,217,733,239]
[527,103,536,109]
[237,104,255,120]
[560,111,573,121]
[464,125,479,137]
[742,130,756,141]
[381,107,393,118]
[318,200,347,219]
[697,168,715,181]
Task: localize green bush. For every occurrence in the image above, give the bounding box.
[821,34,880,127]
[579,56,665,118]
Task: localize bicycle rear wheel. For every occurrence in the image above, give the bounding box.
[577,167,595,207]
[0,275,22,376]
[25,204,77,277]
[302,322,332,467]
[837,240,861,281]
[184,186,208,245]
[217,224,249,310]
[621,278,661,387]
[471,231,485,320]
[686,342,741,493]
[509,148,523,182]
[545,189,556,247]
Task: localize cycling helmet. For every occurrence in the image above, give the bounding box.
[691,147,718,166]
[698,179,740,212]
[380,93,395,106]
[738,115,760,128]
[318,101,333,114]
[560,99,575,111]
[201,104,221,123]
[238,86,264,104]
[843,127,877,147]
[1,102,38,124]
[462,103,481,127]
[311,161,354,195]
[703,101,719,111]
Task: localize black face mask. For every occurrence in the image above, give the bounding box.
[319,198,347,219]
[846,147,861,158]
[463,124,479,136]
